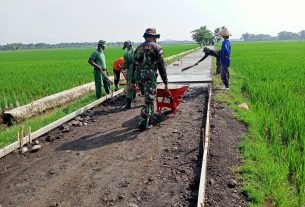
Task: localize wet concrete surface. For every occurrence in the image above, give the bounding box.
[158,48,212,87]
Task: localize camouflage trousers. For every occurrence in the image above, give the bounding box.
[126,68,136,99]
[135,68,157,128]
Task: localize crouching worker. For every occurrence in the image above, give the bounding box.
[112,57,124,91]
[195,47,221,74]
[133,28,168,130]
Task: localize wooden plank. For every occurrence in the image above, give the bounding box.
[157,80,212,84]
[197,84,212,207]
[0,89,124,159]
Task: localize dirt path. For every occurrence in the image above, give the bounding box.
[0,87,208,207]
[204,91,248,207]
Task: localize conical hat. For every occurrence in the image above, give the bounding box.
[219,27,232,36]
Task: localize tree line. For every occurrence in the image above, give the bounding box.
[0,42,128,51]
[191,26,305,45]
[0,40,195,51]
[3,28,304,50]
[241,30,305,41]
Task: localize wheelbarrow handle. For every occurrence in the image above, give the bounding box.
[167,90,174,99]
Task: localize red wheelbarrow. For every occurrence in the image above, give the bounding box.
[156,85,189,114]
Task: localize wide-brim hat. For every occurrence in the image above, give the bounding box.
[217,28,232,37]
[122,40,132,49]
[98,40,106,47]
[143,28,160,39]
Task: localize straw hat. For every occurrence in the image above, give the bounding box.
[218,27,232,37]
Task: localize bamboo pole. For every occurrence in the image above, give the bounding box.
[29,126,32,144]
[17,130,20,148]
[20,126,24,148]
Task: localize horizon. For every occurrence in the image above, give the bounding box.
[2,33,304,46]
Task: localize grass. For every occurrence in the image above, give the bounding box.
[0,44,198,110]
[0,44,198,148]
[213,40,305,206]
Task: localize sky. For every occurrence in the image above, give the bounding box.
[1,0,305,44]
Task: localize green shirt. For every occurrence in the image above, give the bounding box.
[124,48,134,71]
[90,49,106,69]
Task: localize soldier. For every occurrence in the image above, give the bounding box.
[122,40,136,109]
[195,47,221,74]
[88,40,110,99]
[133,28,168,130]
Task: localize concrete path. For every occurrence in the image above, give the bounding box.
[157,48,212,87]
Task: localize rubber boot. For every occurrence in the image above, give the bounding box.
[114,85,119,91]
[125,98,132,109]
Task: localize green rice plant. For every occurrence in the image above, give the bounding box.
[0,44,198,147]
[229,40,305,206]
[0,44,198,109]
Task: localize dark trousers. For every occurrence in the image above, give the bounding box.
[113,69,121,86]
[221,64,230,88]
[216,62,221,74]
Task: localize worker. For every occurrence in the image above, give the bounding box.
[112,57,124,91]
[122,40,136,109]
[218,27,232,90]
[88,40,110,99]
[195,47,221,74]
[133,28,168,130]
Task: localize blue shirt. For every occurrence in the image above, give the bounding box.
[220,39,231,66]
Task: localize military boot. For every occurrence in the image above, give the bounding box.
[125,98,132,109]
[138,118,152,131]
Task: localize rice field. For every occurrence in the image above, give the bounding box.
[0,44,198,111]
[230,40,305,206]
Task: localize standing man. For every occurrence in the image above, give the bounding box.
[195,47,221,74]
[122,40,136,109]
[88,40,110,99]
[133,28,168,130]
[218,27,232,90]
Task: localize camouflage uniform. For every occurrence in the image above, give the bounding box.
[133,40,168,129]
[123,45,135,100]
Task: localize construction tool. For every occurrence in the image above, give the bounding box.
[181,64,197,72]
[100,69,114,85]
